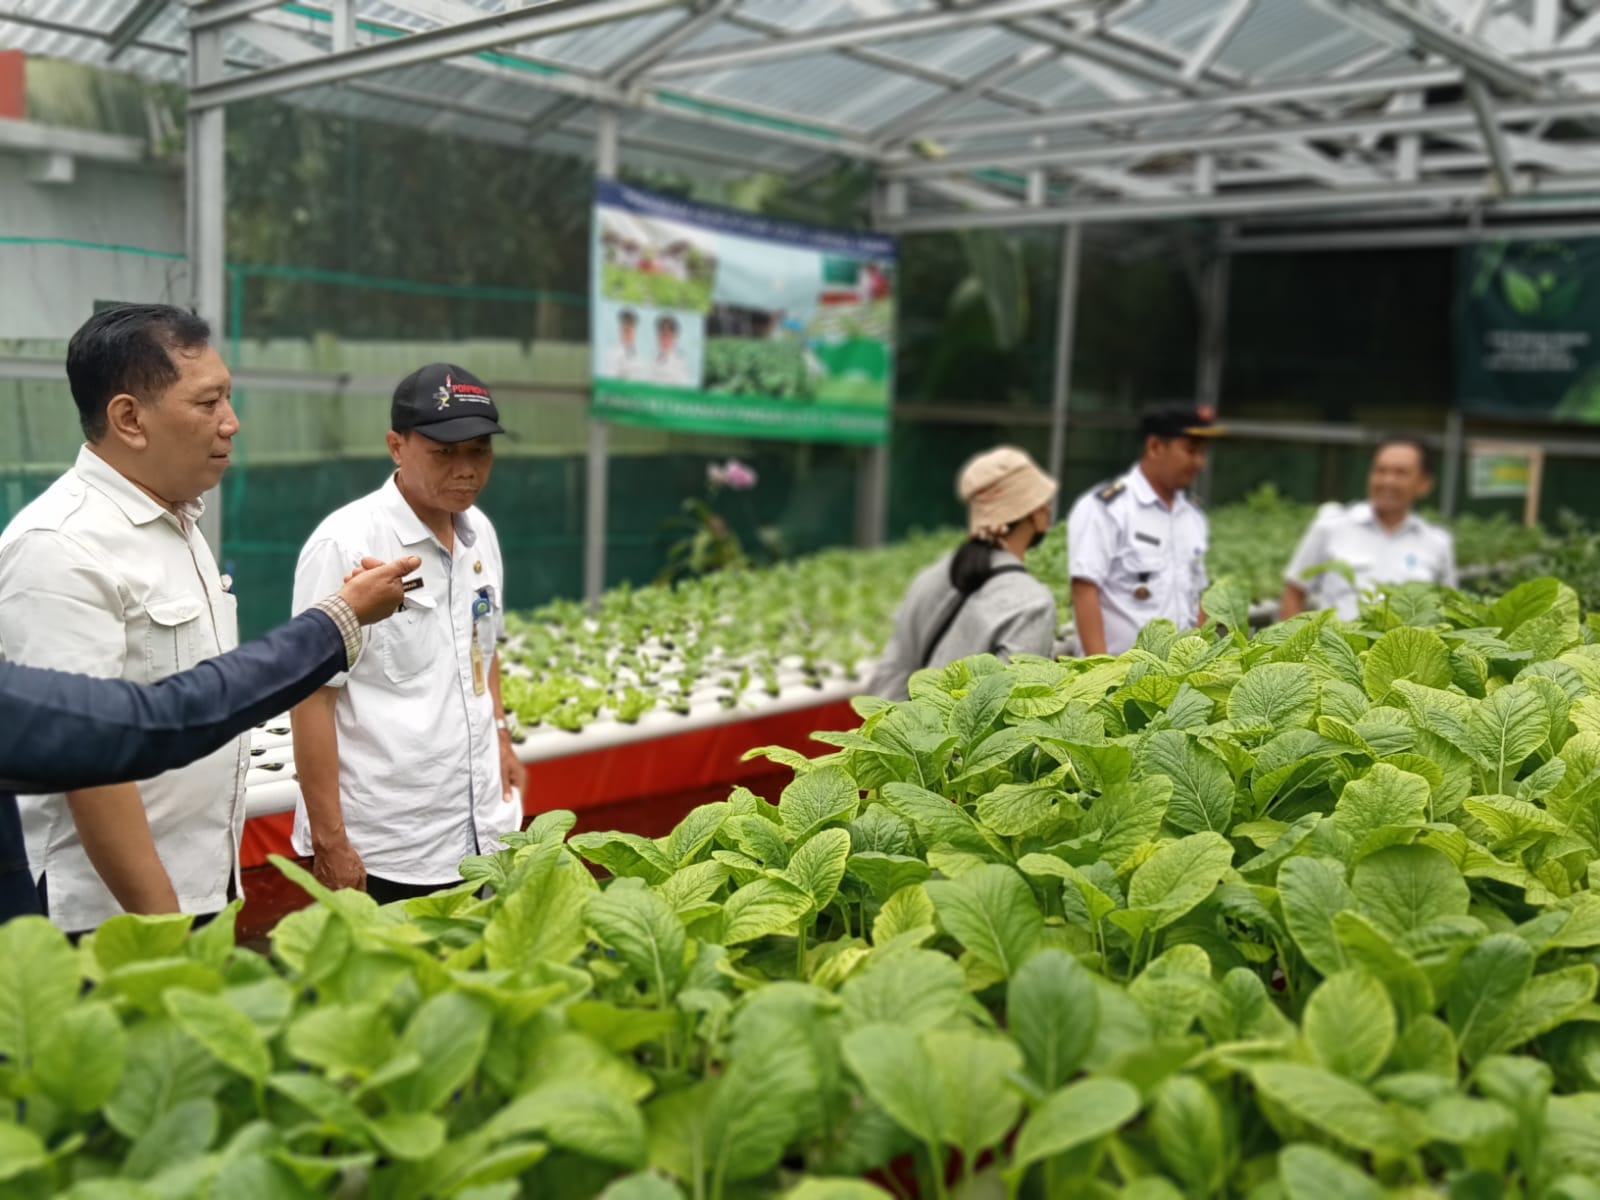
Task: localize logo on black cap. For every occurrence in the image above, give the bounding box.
[393,363,506,443]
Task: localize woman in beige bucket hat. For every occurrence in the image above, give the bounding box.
[865,446,1060,702]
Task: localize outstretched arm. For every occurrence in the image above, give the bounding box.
[0,558,417,792]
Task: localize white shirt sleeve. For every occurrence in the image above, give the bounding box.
[294,536,358,687]
[1283,519,1330,588]
[1438,530,1458,588]
[0,530,128,679]
[1067,495,1115,584]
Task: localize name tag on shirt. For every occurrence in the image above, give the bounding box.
[471,585,496,695]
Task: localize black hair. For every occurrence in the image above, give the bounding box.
[619,309,639,327]
[949,538,997,594]
[1375,435,1432,476]
[950,516,1040,592]
[657,315,680,335]
[66,304,211,441]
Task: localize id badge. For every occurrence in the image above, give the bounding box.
[472,585,496,660]
[470,585,495,696]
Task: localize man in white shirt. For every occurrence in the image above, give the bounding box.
[604,309,643,380]
[1280,437,1456,622]
[1066,406,1222,657]
[0,303,244,931]
[651,315,693,387]
[291,363,523,904]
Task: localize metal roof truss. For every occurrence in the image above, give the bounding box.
[6,0,1600,231]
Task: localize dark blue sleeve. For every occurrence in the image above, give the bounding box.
[0,609,346,792]
[0,792,37,921]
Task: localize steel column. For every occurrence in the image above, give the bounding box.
[188,25,228,555]
[1193,239,1231,506]
[856,178,903,549]
[585,111,619,610]
[1441,409,1466,517]
[1047,223,1082,511]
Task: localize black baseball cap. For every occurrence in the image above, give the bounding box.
[1140,404,1226,441]
[391,363,507,443]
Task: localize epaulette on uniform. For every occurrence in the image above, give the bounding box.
[1096,480,1126,504]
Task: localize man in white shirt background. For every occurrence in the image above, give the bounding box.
[1066,406,1222,657]
[0,303,245,931]
[651,314,693,387]
[1280,436,1456,621]
[605,308,643,380]
[291,363,522,904]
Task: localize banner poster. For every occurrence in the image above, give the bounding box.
[590,181,896,445]
[1457,237,1600,420]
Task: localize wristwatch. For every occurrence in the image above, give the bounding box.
[495,716,512,733]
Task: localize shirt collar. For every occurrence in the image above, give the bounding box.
[1350,500,1421,534]
[74,445,202,529]
[379,473,477,551]
[1129,464,1189,514]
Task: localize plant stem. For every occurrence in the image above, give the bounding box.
[796,922,809,979]
[926,1144,951,1200]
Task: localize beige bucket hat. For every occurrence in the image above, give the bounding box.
[958,446,1059,539]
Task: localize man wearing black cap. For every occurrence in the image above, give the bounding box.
[1065,405,1223,657]
[288,364,522,903]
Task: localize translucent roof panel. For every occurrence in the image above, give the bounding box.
[3,0,1598,230]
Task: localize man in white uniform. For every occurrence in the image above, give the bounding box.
[291,363,523,904]
[605,309,643,380]
[0,303,245,931]
[1067,406,1223,657]
[1280,437,1456,621]
[651,315,693,387]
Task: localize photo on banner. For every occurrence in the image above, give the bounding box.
[589,181,896,445]
[1456,237,1600,421]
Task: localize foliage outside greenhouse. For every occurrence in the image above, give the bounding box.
[11,570,1600,1196]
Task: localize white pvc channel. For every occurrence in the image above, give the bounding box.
[241,667,870,821]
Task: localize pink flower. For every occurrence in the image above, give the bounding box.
[707,459,758,491]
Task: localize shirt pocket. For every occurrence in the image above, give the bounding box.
[1115,547,1166,606]
[144,595,206,677]
[377,595,439,685]
[212,589,239,650]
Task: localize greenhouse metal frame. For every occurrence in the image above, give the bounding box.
[7,0,1600,588]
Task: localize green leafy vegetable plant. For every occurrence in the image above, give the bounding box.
[14,572,1600,1196]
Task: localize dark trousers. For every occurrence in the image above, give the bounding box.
[365,875,461,906]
